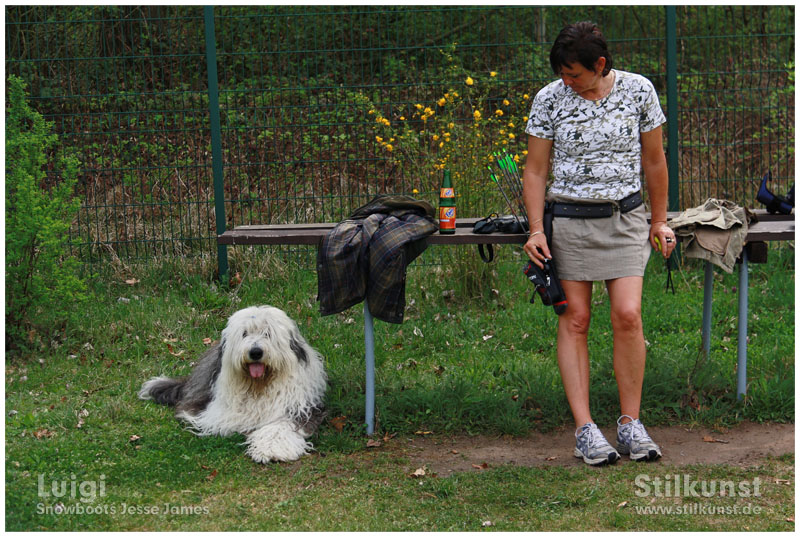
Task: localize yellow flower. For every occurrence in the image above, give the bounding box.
[439,142,444,148]
[508,133,516,140]
[503,99,510,106]
[432,134,440,141]
[412,188,419,194]
[368,109,375,115]
[465,76,474,86]
[385,144,393,152]
[507,122,515,128]
[490,71,497,77]
[495,109,504,116]
[473,110,481,120]
[415,103,423,110]
[437,98,446,107]
[399,116,406,121]
[523,94,530,100]
[375,136,383,143]
[448,122,454,129]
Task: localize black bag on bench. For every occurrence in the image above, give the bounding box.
[473,214,527,261]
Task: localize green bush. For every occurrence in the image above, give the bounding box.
[5,75,86,349]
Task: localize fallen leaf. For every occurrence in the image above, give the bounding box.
[482,521,493,527]
[786,516,794,523]
[545,456,558,461]
[482,334,493,341]
[383,432,397,442]
[124,278,139,285]
[366,439,382,448]
[617,501,628,508]
[414,430,433,436]
[409,467,427,478]
[76,409,88,428]
[206,469,218,481]
[472,463,489,470]
[775,478,792,485]
[202,338,213,345]
[34,429,55,439]
[450,450,460,455]
[330,416,347,432]
[702,435,729,444]
[129,434,141,443]
[413,326,424,337]
[229,272,242,287]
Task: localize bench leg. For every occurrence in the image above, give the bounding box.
[364,302,376,435]
[737,249,749,400]
[701,261,714,357]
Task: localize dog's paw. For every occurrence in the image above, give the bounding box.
[245,422,312,463]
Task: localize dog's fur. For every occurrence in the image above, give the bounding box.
[139,305,327,463]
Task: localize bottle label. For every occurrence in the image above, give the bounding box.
[439,206,456,230]
[440,188,455,199]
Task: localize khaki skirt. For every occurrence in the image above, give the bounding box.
[548,194,651,281]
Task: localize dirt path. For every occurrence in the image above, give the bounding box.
[397,421,794,476]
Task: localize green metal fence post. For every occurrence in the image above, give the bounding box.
[204,5,229,281]
[665,6,680,212]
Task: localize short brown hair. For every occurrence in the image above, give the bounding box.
[549,21,613,76]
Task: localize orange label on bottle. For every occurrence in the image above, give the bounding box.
[439,206,456,229]
[440,188,455,198]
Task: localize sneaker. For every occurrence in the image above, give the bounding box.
[574,423,620,466]
[616,415,662,461]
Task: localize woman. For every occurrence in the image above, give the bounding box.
[522,21,676,466]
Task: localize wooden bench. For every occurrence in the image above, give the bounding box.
[220,211,794,434]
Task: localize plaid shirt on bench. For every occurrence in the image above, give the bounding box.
[317,195,437,324]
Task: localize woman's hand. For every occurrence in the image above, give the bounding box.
[650,222,676,259]
[524,231,552,269]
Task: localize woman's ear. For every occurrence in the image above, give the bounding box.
[594,57,607,74]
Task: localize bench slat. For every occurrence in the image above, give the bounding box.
[219,216,793,246]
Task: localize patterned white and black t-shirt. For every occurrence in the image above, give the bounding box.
[525,70,666,201]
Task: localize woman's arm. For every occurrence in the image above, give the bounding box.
[641,126,675,258]
[522,135,554,267]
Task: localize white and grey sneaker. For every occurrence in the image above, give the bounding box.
[616,415,662,461]
[574,422,620,466]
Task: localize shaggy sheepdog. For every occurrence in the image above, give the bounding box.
[139,305,327,463]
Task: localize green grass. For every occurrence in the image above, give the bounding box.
[5,243,794,530]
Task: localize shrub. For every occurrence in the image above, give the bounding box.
[5,75,86,349]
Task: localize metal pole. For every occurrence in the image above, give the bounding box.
[665,6,680,214]
[701,261,713,356]
[736,250,749,400]
[204,6,229,281]
[364,302,376,435]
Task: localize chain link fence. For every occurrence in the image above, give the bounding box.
[5,5,794,265]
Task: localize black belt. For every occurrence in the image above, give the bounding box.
[550,191,643,218]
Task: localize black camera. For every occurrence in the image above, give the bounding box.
[523,258,568,315]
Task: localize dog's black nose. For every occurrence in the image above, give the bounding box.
[249,347,263,361]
